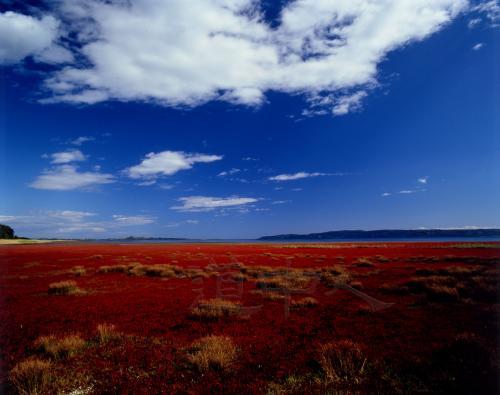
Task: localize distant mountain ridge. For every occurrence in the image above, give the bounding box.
[258,229,500,241]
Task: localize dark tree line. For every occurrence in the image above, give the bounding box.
[0,224,15,239]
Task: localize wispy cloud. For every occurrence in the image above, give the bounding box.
[70,136,95,146]
[269,172,336,181]
[136,180,157,187]
[49,149,86,164]
[399,190,416,194]
[30,164,114,191]
[217,168,240,177]
[125,150,222,181]
[112,215,156,225]
[472,43,484,51]
[468,17,482,28]
[159,184,175,190]
[312,91,368,117]
[383,176,429,197]
[472,0,500,26]
[171,196,258,212]
[49,210,96,221]
[272,200,291,205]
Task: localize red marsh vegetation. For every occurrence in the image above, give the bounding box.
[0,242,499,393]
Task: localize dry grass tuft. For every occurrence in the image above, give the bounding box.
[255,273,312,291]
[71,266,86,276]
[190,298,241,320]
[291,297,318,308]
[244,265,275,277]
[355,257,375,267]
[374,255,391,263]
[98,263,184,278]
[89,254,103,259]
[35,334,86,358]
[425,284,460,302]
[318,340,367,386]
[98,264,128,274]
[232,273,248,282]
[128,263,181,278]
[321,267,352,287]
[405,276,460,302]
[48,280,82,295]
[267,375,306,394]
[252,290,287,301]
[9,357,52,395]
[184,268,209,279]
[187,335,237,372]
[96,323,122,344]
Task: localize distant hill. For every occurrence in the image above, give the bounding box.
[259,229,500,241]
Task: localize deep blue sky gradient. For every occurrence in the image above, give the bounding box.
[1,12,499,238]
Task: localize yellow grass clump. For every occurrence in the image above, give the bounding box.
[291,297,318,308]
[318,340,367,386]
[190,298,241,320]
[252,289,287,301]
[89,254,104,259]
[188,335,237,372]
[355,257,375,267]
[35,334,86,358]
[255,273,311,291]
[128,263,180,278]
[48,280,82,295]
[232,273,248,282]
[96,323,122,344]
[71,266,86,276]
[98,264,128,273]
[9,358,52,395]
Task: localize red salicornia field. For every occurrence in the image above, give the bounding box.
[1,242,499,394]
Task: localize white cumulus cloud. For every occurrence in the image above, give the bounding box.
[269,172,331,181]
[125,150,222,180]
[30,165,114,190]
[0,11,71,65]
[171,196,258,212]
[16,0,468,115]
[50,149,86,164]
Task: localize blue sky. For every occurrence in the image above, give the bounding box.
[0,0,499,239]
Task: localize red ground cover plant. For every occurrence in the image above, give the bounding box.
[0,242,498,393]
